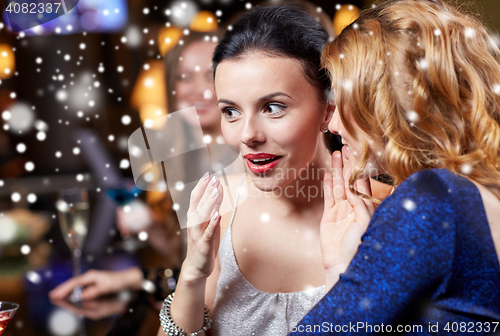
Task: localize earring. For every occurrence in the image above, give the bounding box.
[322,127,329,133]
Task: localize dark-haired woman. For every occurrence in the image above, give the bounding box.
[157,5,391,336]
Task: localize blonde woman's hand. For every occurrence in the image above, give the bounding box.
[320,149,374,291]
[182,173,224,282]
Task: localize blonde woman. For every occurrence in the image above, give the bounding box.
[291,0,500,334]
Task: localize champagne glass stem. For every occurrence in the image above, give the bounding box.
[72,249,82,277]
[70,249,84,303]
[78,315,87,336]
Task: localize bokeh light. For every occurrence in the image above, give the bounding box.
[0,44,15,79]
[189,11,218,32]
[333,4,360,35]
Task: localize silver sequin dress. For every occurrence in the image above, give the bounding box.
[211,180,325,335]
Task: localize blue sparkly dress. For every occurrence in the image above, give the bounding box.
[289,169,500,335]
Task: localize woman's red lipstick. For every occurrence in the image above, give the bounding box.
[243,153,282,174]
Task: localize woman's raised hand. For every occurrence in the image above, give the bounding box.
[183,172,224,282]
[320,149,375,290]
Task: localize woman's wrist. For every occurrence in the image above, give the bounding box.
[122,266,144,291]
[324,263,349,291]
[179,263,210,286]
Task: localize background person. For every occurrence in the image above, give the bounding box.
[50,31,222,302]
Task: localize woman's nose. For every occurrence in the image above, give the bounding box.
[328,107,340,135]
[240,116,265,147]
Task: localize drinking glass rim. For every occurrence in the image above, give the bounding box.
[0,301,20,312]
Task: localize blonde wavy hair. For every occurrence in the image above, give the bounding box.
[322,0,500,201]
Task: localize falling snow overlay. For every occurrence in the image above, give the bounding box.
[1,1,500,335]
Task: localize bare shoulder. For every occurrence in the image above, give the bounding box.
[470,181,500,262]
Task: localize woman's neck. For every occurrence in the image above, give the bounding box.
[258,145,332,214]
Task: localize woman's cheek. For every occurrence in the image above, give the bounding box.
[175,82,191,100]
[221,124,239,147]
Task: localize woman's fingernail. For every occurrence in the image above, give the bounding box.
[212,210,219,221]
[202,172,209,181]
[210,188,218,198]
[210,176,217,186]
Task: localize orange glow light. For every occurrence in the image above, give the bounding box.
[333,4,360,36]
[0,44,15,79]
[189,11,218,32]
[158,26,183,57]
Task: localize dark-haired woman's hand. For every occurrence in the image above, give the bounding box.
[320,149,374,291]
[182,173,224,282]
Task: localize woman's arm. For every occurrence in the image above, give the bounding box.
[49,267,144,300]
[292,170,457,335]
[157,266,220,336]
[157,175,224,335]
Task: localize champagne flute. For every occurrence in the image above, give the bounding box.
[56,187,90,303]
[0,302,19,336]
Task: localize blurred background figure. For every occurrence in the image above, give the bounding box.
[50,29,222,303]
[0,0,498,336]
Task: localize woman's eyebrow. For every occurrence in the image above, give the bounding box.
[217,92,292,105]
[217,99,236,105]
[258,92,292,101]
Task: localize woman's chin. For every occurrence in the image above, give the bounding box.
[249,176,294,195]
[250,177,281,193]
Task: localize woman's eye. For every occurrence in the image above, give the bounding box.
[221,108,241,121]
[264,104,287,116]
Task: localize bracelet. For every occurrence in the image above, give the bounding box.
[159,292,212,336]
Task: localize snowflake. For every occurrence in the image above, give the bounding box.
[121,115,131,125]
[464,27,475,38]
[16,143,26,153]
[460,163,472,175]
[493,83,500,95]
[138,231,148,241]
[418,58,428,70]
[20,244,31,255]
[406,110,419,123]
[36,132,46,141]
[27,193,37,203]
[203,135,212,144]
[26,270,41,283]
[25,162,35,172]
[175,181,185,191]
[119,159,130,169]
[402,199,416,211]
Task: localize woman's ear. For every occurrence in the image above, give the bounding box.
[324,102,335,124]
